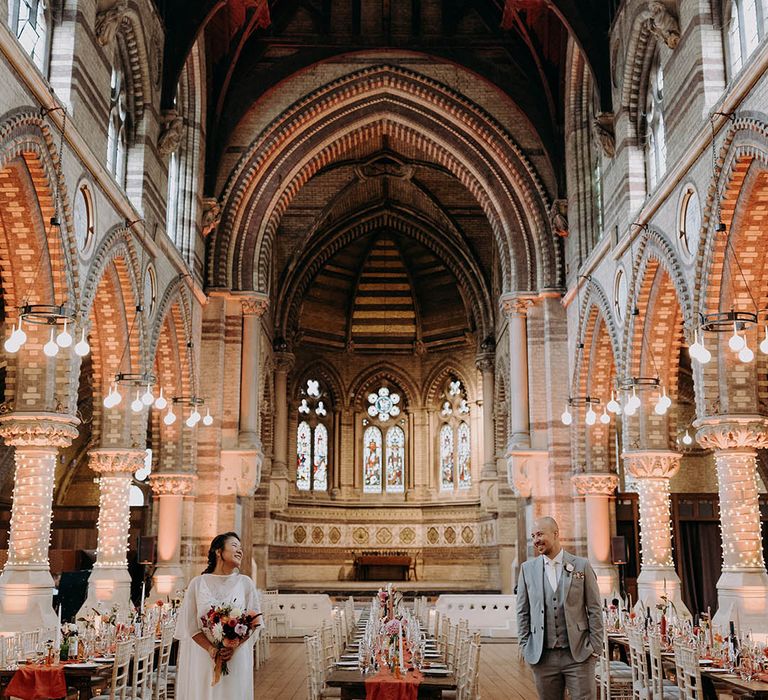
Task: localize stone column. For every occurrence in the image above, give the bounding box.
[476,353,498,511]
[271,351,295,478]
[80,448,145,614]
[0,413,79,633]
[238,294,269,448]
[696,415,768,632]
[148,473,197,599]
[622,450,682,606]
[500,295,533,448]
[572,473,620,596]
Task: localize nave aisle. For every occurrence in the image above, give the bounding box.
[255,640,536,700]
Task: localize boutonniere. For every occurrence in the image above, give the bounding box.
[564,562,575,574]
[573,571,585,580]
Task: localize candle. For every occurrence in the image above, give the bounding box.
[56,604,62,649]
[140,581,146,614]
[398,621,405,672]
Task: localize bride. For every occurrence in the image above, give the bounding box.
[175,532,262,698]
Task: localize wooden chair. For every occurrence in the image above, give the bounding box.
[627,627,650,700]
[596,627,633,700]
[304,634,340,700]
[648,631,680,699]
[673,640,703,700]
[152,623,175,700]
[91,638,134,700]
[264,590,288,638]
[131,634,155,699]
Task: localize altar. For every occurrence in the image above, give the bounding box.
[355,553,412,581]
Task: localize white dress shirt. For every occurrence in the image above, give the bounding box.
[543,548,564,592]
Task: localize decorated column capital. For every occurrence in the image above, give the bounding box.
[571,473,619,497]
[622,450,681,479]
[273,350,295,373]
[694,415,768,451]
[499,293,535,319]
[475,352,495,373]
[0,412,79,448]
[238,292,270,318]
[89,448,145,475]
[149,472,197,496]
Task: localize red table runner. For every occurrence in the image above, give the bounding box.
[364,667,423,700]
[4,665,67,700]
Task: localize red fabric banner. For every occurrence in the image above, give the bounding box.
[4,665,68,700]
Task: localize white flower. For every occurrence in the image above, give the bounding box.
[212,622,223,642]
[230,607,243,619]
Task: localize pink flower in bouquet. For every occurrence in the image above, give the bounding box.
[200,603,263,685]
[384,619,401,636]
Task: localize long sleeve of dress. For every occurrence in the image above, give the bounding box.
[174,576,202,641]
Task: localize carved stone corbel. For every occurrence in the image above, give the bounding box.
[592,112,616,158]
[647,1,681,49]
[549,199,569,238]
[95,0,129,47]
[158,110,184,156]
[201,198,221,238]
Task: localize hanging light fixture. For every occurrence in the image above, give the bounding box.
[691,113,763,365]
[3,110,90,359]
[170,396,213,429]
[560,396,604,427]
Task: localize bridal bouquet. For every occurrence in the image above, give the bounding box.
[200,603,262,685]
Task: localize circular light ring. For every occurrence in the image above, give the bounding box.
[699,310,758,333]
[19,304,76,326]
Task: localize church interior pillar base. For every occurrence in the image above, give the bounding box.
[0,565,57,634]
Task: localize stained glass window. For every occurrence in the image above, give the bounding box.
[9,0,48,72]
[440,423,454,490]
[458,422,471,489]
[385,426,405,493]
[363,426,383,493]
[313,423,328,492]
[296,421,311,491]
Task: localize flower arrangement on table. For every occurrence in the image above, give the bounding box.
[200,603,262,685]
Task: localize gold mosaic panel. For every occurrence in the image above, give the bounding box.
[444,526,456,544]
[312,526,324,544]
[294,525,307,544]
[353,527,370,545]
[329,526,341,544]
[376,527,393,544]
[400,527,416,544]
[462,526,474,544]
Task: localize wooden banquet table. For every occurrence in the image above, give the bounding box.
[0,660,113,700]
[608,633,768,699]
[325,667,457,700]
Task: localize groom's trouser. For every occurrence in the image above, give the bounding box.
[530,648,596,700]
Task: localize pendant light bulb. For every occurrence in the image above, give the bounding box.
[600,406,611,424]
[760,327,768,355]
[112,382,122,406]
[185,410,197,428]
[4,325,20,354]
[627,387,641,412]
[74,328,90,356]
[623,401,637,417]
[43,328,59,357]
[660,386,672,409]
[606,391,621,414]
[202,408,213,426]
[163,405,176,426]
[154,388,167,410]
[191,407,201,425]
[141,383,154,406]
[739,339,754,363]
[131,390,143,413]
[585,403,597,426]
[729,322,745,352]
[56,320,72,348]
[699,342,712,364]
[682,430,693,446]
[561,403,573,426]
[15,319,26,347]
[654,397,668,415]
[103,388,114,408]
[689,330,703,361]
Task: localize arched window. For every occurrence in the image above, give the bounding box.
[294,378,331,492]
[727,0,765,73]
[644,51,666,191]
[437,378,472,491]
[385,426,405,493]
[8,0,49,72]
[362,384,407,493]
[362,425,383,493]
[107,66,128,189]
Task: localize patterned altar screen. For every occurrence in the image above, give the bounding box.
[313,423,328,491]
[386,426,405,493]
[296,421,312,491]
[440,423,454,490]
[363,426,383,493]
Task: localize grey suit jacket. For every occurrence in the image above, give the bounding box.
[516,550,603,665]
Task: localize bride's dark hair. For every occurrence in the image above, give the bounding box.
[203,532,240,574]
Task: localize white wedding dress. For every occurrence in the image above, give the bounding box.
[174,572,260,699]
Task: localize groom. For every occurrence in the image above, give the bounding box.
[516,516,603,700]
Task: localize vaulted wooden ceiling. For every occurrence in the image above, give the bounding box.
[155,0,613,192]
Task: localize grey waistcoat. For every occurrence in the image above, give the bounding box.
[543,561,569,650]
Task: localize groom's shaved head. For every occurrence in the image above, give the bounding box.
[535,516,559,535]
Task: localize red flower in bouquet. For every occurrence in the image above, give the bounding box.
[200,603,262,685]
